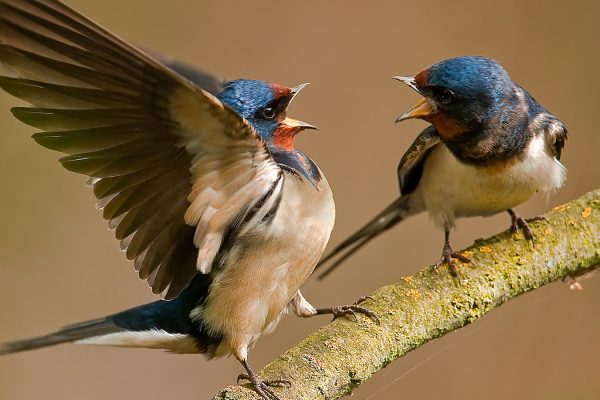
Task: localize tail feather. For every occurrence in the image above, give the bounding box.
[316,196,412,279]
[0,275,219,357]
[0,317,123,356]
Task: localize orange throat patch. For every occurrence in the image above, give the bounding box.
[272,125,297,151]
[427,113,467,141]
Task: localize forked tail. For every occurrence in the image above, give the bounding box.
[0,317,123,356]
[0,273,218,356]
[316,195,412,279]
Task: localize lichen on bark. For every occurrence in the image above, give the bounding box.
[213,189,600,400]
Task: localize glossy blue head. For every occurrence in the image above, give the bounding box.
[218,80,316,150]
[427,56,511,105]
[395,56,517,140]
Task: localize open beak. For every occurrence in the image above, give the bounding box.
[281,82,310,108]
[291,82,310,97]
[395,97,434,122]
[393,76,420,93]
[393,76,434,122]
[282,83,318,131]
[282,117,318,131]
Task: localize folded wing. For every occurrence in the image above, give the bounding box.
[396,125,441,195]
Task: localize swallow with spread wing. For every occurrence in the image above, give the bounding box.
[0,1,375,399]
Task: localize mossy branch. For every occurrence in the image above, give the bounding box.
[213,189,600,400]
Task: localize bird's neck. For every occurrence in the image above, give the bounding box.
[443,88,535,166]
[443,122,530,166]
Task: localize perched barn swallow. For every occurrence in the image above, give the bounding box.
[0,1,374,399]
[317,56,567,278]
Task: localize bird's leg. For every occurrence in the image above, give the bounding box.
[237,358,290,400]
[507,209,548,244]
[436,227,470,275]
[290,290,379,324]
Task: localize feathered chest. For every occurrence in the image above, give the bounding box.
[416,136,566,226]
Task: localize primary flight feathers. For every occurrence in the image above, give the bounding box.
[0,0,282,299]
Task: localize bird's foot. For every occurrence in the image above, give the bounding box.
[237,373,290,400]
[355,295,374,304]
[508,209,548,244]
[315,303,379,324]
[436,243,471,276]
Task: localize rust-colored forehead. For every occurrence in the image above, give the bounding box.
[414,68,430,88]
[270,83,292,100]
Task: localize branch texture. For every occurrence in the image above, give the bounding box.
[213,189,600,400]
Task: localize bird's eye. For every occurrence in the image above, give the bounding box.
[260,106,276,120]
[435,88,454,104]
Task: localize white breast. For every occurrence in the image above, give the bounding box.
[414,135,566,228]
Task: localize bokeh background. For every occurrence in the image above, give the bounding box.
[0,1,598,399]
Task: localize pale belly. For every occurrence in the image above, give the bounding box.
[199,173,335,359]
[415,137,566,228]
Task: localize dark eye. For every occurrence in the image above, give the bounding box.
[259,106,276,120]
[435,88,454,104]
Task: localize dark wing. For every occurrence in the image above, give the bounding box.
[0,0,281,299]
[145,50,225,96]
[543,118,567,161]
[397,125,441,195]
[520,85,567,161]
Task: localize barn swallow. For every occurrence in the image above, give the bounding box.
[317,56,567,278]
[0,1,374,399]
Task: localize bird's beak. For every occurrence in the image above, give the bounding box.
[282,117,318,131]
[281,83,318,131]
[285,83,310,106]
[393,76,420,93]
[291,82,309,95]
[393,76,434,122]
[395,97,434,122]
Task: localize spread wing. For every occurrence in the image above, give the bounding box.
[145,50,226,97]
[0,0,281,299]
[397,125,441,195]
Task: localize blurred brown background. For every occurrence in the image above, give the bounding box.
[0,1,599,399]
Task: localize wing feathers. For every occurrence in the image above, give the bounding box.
[397,126,441,195]
[92,160,178,198]
[3,1,148,78]
[0,76,135,108]
[0,44,97,88]
[32,124,156,153]
[0,0,280,299]
[138,221,186,280]
[115,190,184,243]
[102,166,185,220]
[543,119,567,161]
[13,107,152,130]
[60,149,166,177]
[124,193,188,260]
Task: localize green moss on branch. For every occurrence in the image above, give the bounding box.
[214,190,600,400]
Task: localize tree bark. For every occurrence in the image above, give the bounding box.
[213,189,600,400]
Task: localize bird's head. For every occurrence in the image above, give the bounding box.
[218,80,316,151]
[394,56,516,141]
